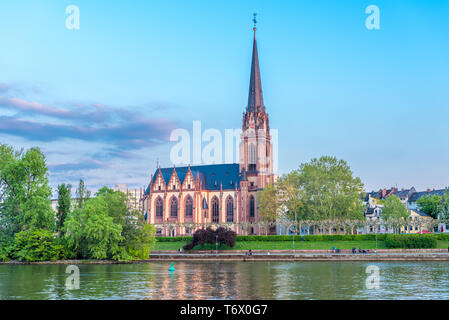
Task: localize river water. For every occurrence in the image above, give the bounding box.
[1,261,449,300]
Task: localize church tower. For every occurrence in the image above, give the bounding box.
[240,19,274,196]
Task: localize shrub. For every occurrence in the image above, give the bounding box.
[128,224,157,260]
[156,236,193,242]
[157,233,392,243]
[0,236,14,262]
[385,234,437,249]
[437,233,449,241]
[235,234,386,242]
[183,226,236,251]
[14,228,62,261]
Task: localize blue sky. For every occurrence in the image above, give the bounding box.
[0,0,448,194]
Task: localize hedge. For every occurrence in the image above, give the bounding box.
[437,233,449,241]
[156,234,387,242]
[385,234,437,248]
[156,236,193,242]
[155,234,444,245]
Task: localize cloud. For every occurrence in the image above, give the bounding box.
[0,83,15,94]
[0,115,176,151]
[48,159,105,172]
[0,82,179,192]
[0,96,74,118]
[0,82,42,96]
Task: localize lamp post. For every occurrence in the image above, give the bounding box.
[216,234,218,256]
[375,222,378,253]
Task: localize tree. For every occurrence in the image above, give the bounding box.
[75,179,90,210]
[64,187,155,261]
[65,196,124,260]
[294,156,365,234]
[95,187,145,250]
[258,183,280,235]
[0,144,54,237]
[277,172,302,234]
[56,183,71,236]
[382,195,409,233]
[439,191,449,222]
[417,194,443,219]
[127,224,156,260]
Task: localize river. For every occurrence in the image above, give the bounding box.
[1,261,448,299]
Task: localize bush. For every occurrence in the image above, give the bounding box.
[385,234,437,248]
[183,226,236,251]
[437,233,449,241]
[14,228,62,261]
[128,224,157,260]
[156,236,193,242]
[0,236,14,262]
[54,237,76,260]
[235,234,386,242]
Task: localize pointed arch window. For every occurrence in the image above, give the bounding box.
[155,197,163,217]
[170,197,178,217]
[248,143,256,171]
[226,197,234,222]
[249,195,255,218]
[185,196,193,217]
[212,197,219,223]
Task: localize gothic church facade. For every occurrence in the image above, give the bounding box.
[143,27,275,236]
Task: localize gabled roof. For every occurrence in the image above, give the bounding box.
[151,163,240,191]
[408,189,448,202]
[409,209,430,217]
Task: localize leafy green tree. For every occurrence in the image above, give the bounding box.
[75,179,90,210]
[295,156,365,234]
[127,224,156,259]
[439,191,449,221]
[64,187,154,261]
[277,172,302,234]
[56,183,71,236]
[382,195,409,233]
[65,196,125,260]
[62,207,88,258]
[417,194,443,219]
[258,183,280,226]
[0,144,54,237]
[96,187,155,259]
[83,197,125,260]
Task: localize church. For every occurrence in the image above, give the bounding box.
[143,25,276,236]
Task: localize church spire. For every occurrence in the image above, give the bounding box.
[247,13,265,114]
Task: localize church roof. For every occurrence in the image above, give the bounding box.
[247,27,265,114]
[151,163,240,191]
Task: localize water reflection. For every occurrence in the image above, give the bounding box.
[1,261,449,300]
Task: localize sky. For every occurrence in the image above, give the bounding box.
[0,0,448,196]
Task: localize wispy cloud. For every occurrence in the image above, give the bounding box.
[0,88,178,152]
[0,96,74,118]
[0,83,15,93]
[48,159,105,172]
[0,82,179,191]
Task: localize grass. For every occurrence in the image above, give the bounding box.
[153,240,449,251]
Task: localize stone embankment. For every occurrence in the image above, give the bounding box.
[148,249,449,261]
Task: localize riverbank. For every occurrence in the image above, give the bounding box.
[2,248,449,264]
[0,259,140,265]
[154,240,449,251]
[148,249,449,261]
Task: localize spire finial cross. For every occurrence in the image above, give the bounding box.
[253,13,257,29]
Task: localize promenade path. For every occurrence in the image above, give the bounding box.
[149,249,449,261]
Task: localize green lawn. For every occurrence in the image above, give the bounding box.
[153,240,449,251]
